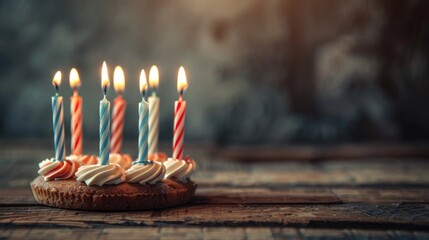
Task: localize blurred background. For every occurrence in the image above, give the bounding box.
[0,0,428,146]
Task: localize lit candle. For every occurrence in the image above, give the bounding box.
[69,68,83,156]
[148,65,160,155]
[136,69,149,164]
[52,71,66,161]
[99,61,111,165]
[172,67,188,160]
[111,66,126,153]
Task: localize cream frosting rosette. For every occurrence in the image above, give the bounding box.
[76,155,99,165]
[163,157,196,181]
[109,153,133,170]
[125,161,166,184]
[38,157,81,181]
[75,163,125,186]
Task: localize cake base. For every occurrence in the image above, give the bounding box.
[30,176,197,211]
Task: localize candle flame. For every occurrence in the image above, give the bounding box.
[52,71,62,88]
[113,66,125,93]
[101,61,110,94]
[177,66,188,92]
[149,65,159,88]
[139,69,148,96]
[69,68,81,90]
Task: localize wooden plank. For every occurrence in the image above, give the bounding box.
[0,187,341,206]
[194,187,340,204]
[3,161,429,189]
[333,187,429,204]
[195,168,429,187]
[2,186,429,206]
[0,189,36,205]
[1,227,429,240]
[3,187,429,206]
[213,143,429,162]
[1,204,428,229]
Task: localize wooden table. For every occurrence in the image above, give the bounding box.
[1,141,429,239]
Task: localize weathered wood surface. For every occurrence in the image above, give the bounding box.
[1,141,429,239]
[213,143,429,161]
[2,227,429,240]
[1,204,428,229]
[2,187,429,205]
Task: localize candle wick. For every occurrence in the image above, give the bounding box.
[103,85,108,96]
[73,90,78,97]
[179,89,184,101]
[141,84,147,99]
[54,84,59,96]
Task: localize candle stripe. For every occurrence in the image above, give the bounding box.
[173,101,186,160]
[175,128,184,159]
[137,101,149,164]
[52,96,66,161]
[111,98,126,153]
[70,96,83,155]
[173,127,184,150]
[148,97,159,155]
[99,100,111,165]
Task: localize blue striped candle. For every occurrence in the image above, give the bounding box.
[137,100,149,164]
[51,95,66,161]
[99,97,111,165]
[99,61,111,165]
[51,71,66,161]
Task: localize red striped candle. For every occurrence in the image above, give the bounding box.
[69,68,83,156]
[173,67,188,160]
[111,66,126,153]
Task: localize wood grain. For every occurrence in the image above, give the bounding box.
[213,143,429,162]
[1,203,428,229]
[1,227,429,240]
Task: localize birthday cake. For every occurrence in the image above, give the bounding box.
[31,64,197,211]
[31,156,196,211]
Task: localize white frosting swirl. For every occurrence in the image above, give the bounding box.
[163,158,196,180]
[75,163,125,186]
[66,155,80,161]
[109,153,133,170]
[125,161,166,184]
[38,158,81,181]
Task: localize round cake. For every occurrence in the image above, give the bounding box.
[31,176,196,211]
[31,155,197,211]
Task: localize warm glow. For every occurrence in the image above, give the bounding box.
[149,65,159,88]
[177,66,188,92]
[113,66,125,93]
[69,68,80,89]
[52,71,62,87]
[139,69,148,94]
[101,61,110,91]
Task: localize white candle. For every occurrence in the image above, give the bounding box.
[148,65,160,155]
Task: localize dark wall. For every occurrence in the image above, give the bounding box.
[1,0,429,145]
